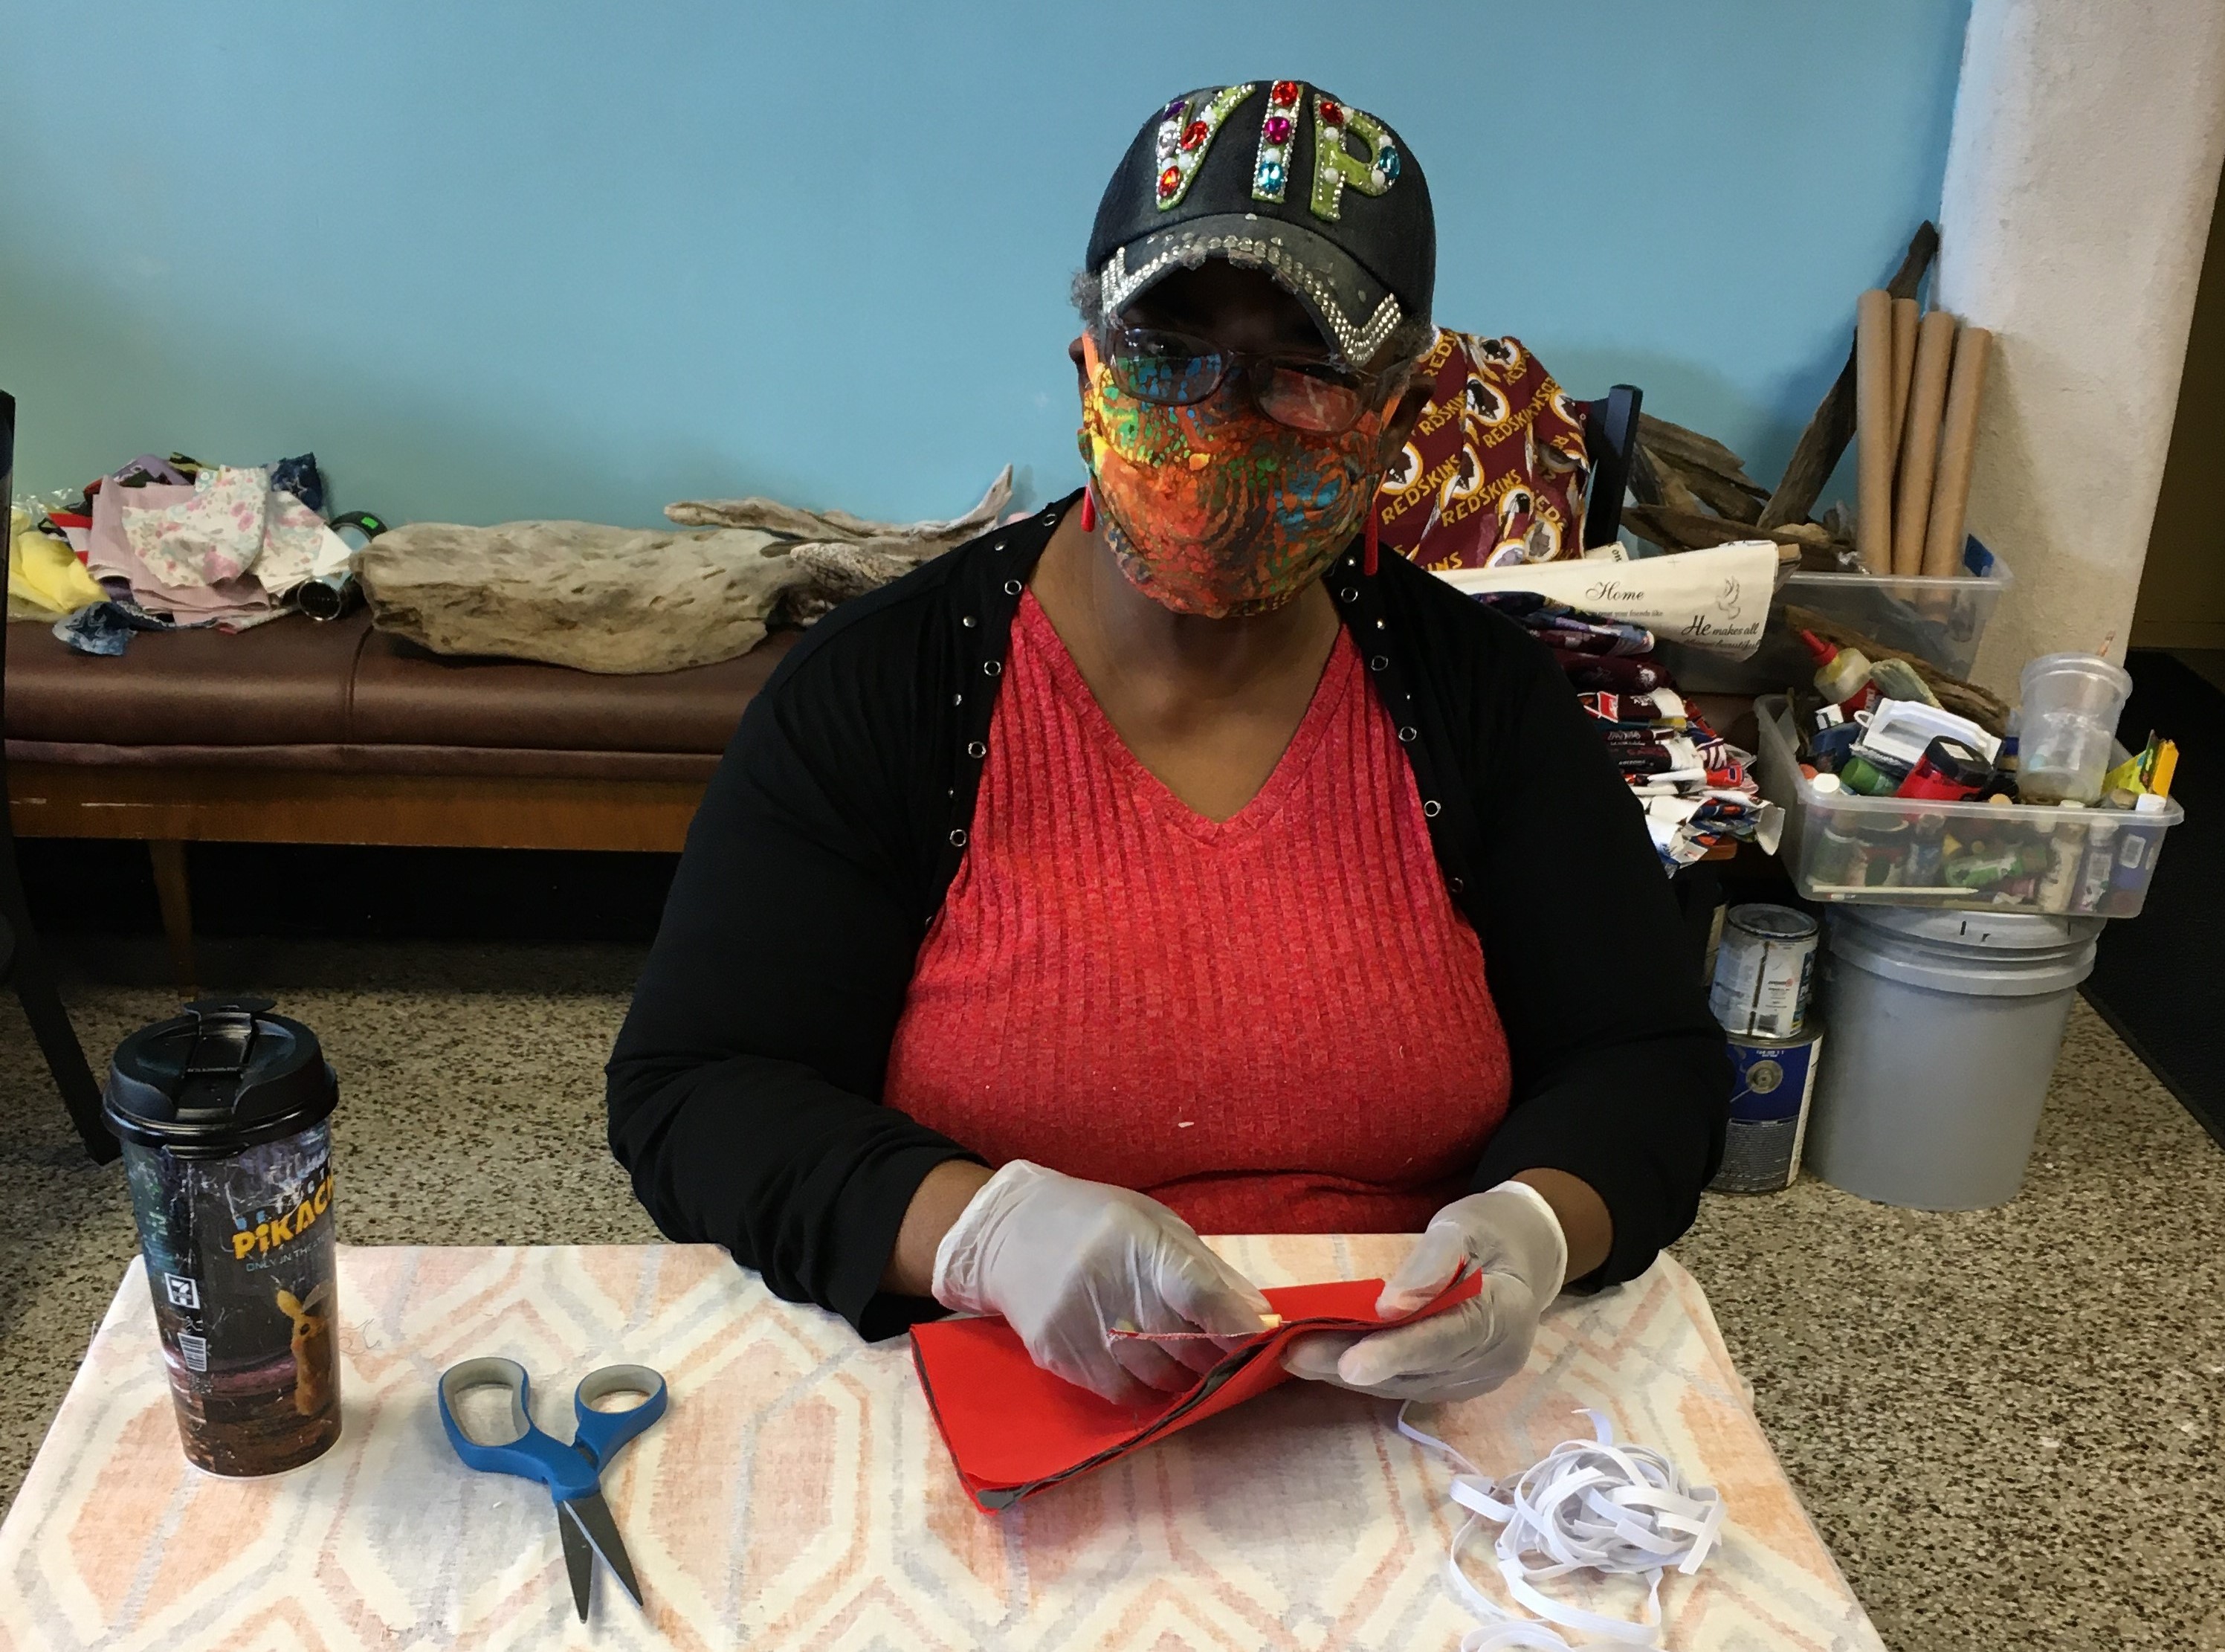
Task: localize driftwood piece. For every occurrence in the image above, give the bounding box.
[1625,503,1829,552]
[1641,443,1764,523]
[1797,541,1861,572]
[1759,222,1940,530]
[360,520,806,674]
[1627,443,1665,508]
[666,466,1012,555]
[1783,604,2011,735]
[1637,413,1769,524]
[1643,453,1707,516]
[1636,414,1766,491]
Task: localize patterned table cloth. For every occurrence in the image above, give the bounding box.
[0,1239,1884,1651]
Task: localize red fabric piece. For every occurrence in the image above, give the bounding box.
[885,593,1511,1234]
[1372,330,1591,570]
[911,1271,1483,1509]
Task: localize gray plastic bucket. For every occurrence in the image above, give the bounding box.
[1806,907,2099,1210]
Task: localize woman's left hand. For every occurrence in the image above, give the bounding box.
[1281,1181,1569,1401]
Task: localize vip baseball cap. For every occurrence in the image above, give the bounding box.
[1085,80,1436,367]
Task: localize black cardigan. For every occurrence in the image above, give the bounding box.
[607,493,1728,1340]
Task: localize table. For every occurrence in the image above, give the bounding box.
[0,1240,1885,1651]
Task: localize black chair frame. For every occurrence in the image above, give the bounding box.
[1582,384,1643,549]
[1,390,117,1161]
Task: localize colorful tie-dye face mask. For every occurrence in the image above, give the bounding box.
[1076,332,1396,618]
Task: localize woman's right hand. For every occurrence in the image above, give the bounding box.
[932,1160,1273,1401]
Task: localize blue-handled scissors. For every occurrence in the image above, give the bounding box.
[438,1358,669,1623]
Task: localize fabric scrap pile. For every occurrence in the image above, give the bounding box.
[7,505,106,618]
[11,452,358,654]
[1372,329,1592,572]
[1479,592,1781,872]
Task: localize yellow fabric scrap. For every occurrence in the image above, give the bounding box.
[9,507,106,614]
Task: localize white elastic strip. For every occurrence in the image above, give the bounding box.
[1399,1404,1725,1652]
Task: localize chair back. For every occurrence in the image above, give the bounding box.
[1581,383,1642,549]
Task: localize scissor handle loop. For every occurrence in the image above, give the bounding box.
[438,1357,601,1500]
[572,1364,669,1472]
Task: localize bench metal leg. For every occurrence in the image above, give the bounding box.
[10,926,114,1162]
[148,840,198,996]
[0,827,116,1162]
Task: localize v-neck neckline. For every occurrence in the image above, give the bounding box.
[1013,590,1360,844]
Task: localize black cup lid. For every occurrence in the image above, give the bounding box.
[104,997,338,1153]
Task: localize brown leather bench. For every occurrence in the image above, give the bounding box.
[4,612,793,981]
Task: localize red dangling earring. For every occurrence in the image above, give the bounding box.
[1363,509,1380,576]
[1079,485,1098,533]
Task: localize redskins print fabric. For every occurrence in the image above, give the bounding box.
[1077,332,1395,617]
[1373,329,1592,570]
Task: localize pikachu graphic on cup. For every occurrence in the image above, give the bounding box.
[108,998,346,1475]
[277,1281,335,1418]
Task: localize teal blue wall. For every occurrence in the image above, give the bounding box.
[1,1,1970,527]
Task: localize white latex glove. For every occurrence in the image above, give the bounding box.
[1281,1181,1569,1402]
[932,1160,1275,1402]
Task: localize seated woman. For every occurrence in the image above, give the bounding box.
[607,81,1727,1405]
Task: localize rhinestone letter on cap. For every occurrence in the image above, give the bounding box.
[1250,78,1303,202]
[1310,92,1401,221]
[1154,84,1259,210]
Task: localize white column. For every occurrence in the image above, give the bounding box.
[1937,0,2225,688]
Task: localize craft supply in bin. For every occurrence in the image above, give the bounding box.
[1754,695,2183,917]
[2017,652,2134,804]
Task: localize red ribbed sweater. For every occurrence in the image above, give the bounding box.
[884,592,1511,1233]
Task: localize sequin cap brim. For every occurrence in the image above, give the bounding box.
[1097,214,1407,369]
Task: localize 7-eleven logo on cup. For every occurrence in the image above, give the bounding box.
[163,1273,201,1310]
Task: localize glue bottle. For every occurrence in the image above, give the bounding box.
[1800,631,1877,716]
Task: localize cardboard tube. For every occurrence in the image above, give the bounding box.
[1892,309,1959,575]
[1888,297,1919,456]
[1922,325,1992,577]
[1854,289,1895,575]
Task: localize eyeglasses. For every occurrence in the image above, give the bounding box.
[1099,323,1395,434]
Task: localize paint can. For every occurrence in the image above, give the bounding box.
[2038,801,2087,911]
[2070,818,2119,914]
[1810,814,1865,887]
[1906,813,1948,885]
[1708,903,1820,1039]
[1856,816,1912,886]
[1711,1024,1824,1193]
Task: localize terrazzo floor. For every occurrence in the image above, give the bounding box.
[2,940,2219,1651]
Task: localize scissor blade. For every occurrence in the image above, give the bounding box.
[561,1491,642,1608]
[556,1506,593,1621]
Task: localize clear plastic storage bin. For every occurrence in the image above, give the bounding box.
[1754,695,2183,917]
[1661,541,2012,695]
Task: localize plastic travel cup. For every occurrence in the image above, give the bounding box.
[104,998,342,1476]
[2016,653,2132,804]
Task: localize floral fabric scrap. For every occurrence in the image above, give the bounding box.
[118,465,352,596]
